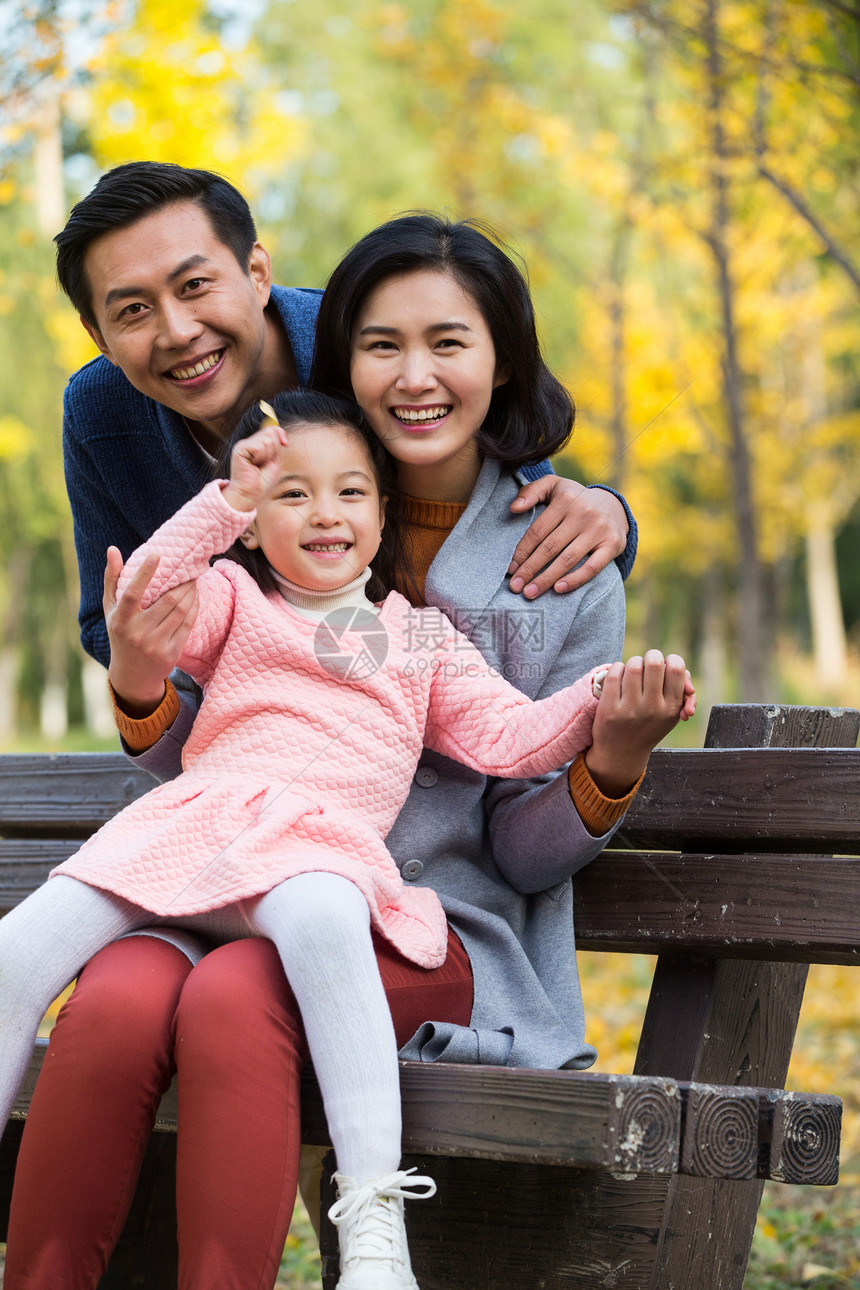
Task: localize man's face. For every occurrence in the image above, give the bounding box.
[81,201,273,436]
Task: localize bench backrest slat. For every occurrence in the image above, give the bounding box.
[620,748,860,852]
[574,851,860,963]
[2,749,859,850]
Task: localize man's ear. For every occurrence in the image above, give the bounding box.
[248,242,273,305]
[80,317,116,365]
[239,524,261,550]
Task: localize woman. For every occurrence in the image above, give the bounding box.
[4,215,678,1289]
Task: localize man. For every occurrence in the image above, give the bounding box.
[56,161,635,713]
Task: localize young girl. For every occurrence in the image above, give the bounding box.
[0,387,692,1289]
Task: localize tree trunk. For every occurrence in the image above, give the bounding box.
[805,517,847,685]
[33,90,65,240]
[608,218,631,494]
[699,563,727,713]
[703,0,770,700]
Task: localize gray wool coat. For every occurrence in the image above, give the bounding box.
[132,457,627,1070]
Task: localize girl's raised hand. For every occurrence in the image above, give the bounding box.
[223,423,289,512]
[585,651,696,799]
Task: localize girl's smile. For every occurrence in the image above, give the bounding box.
[350,269,509,503]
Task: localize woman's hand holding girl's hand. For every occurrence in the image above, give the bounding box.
[223,424,289,512]
[584,651,696,799]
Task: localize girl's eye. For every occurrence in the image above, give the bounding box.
[340,488,366,497]
[279,490,306,500]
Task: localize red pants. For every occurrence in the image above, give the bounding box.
[5,929,473,1290]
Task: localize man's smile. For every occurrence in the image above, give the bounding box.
[167,349,225,382]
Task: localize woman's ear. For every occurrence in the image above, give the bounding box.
[493,362,512,389]
[239,524,261,550]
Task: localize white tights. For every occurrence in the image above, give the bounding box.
[0,872,401,1183]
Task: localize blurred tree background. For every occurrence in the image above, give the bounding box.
[1,0,859,747]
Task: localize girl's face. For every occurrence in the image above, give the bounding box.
[242,422,385,591]
[350,268,509,503]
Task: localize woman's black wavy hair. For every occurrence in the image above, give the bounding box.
[310,213,574,469]
[215,389,417,603]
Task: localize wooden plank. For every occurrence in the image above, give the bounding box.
[17,1041,838,1185]
[679,1084,759,1179]
[574,853,860,963]
[0,754,151,836]
[3,745,860,851]
[760,1090,842,1185]
[621,747,860,852]
[674,1081,841,1185]
[3,842,859,966]
[303,1063,681,1173]
[0,839,79,910]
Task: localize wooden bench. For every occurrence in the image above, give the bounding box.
[0,701,856,1288]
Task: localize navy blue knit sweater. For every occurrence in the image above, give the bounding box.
[63,284,636,666]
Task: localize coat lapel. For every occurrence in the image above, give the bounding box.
[423,459,536,631]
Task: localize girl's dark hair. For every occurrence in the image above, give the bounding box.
[216,389,417,603]
[310,213,574,469]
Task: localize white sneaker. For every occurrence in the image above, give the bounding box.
[328,1167,437,1290]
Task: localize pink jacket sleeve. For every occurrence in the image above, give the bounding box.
[423,611,609,778]
[117,480,255,683]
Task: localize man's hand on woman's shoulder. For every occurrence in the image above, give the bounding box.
[508,476,628,598]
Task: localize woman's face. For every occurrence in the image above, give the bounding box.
[350,268,509,503]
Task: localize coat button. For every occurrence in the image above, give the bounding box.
[402,859,425,881]
[415,766,439,788]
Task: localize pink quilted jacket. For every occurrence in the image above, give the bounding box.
[54,482,605,969]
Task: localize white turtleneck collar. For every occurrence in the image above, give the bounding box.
[269,565,378,621]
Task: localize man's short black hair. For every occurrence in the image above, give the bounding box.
[55,161,258,327]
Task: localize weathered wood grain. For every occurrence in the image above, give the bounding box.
[679,1084,759,1179]
[761,1089,842,1185]
[302,1064,681,1172]
[0,754,151,836]
[574,852,860,963]
[621,747,860,852]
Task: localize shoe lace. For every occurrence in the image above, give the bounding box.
[328,1168,437,1263]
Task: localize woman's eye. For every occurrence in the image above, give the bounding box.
[437,338,462,350]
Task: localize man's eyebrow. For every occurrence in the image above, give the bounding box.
[167,254,210,284]
[357,321,472,336]
[103,256,211,309]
